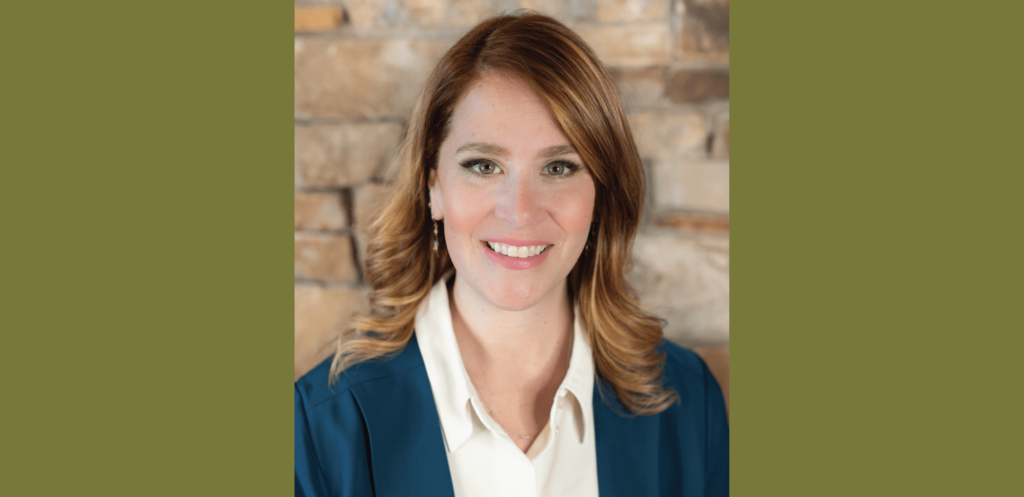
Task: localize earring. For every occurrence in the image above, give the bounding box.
[428,200,439,257]
[433,219,439,256]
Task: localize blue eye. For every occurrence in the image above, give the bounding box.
[459,158,502,175]
[543,160,581,177]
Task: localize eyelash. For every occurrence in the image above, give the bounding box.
[457,158,583,178]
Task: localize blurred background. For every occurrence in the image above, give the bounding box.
[294,0,729,400]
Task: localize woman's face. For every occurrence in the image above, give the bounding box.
[430,72,596,312]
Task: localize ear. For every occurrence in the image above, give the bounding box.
[427,168,444,221]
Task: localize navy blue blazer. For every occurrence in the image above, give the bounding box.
[295,335,729,496]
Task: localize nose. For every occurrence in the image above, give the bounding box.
[494,173,541,228]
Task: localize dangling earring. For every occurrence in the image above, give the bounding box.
[429,201,439,257]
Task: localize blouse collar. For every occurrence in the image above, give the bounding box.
[415,274,594,453]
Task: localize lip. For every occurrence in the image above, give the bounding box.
[481,240,552,270]
[483,238,553,246]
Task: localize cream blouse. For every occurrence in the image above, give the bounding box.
[414,277,600,497]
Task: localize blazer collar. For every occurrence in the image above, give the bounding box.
[349,336,456,497]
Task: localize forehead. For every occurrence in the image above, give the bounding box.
[446,72,569,148]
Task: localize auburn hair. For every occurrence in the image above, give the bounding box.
[331,12,678,415]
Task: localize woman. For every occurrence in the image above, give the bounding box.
[295,12,728,497]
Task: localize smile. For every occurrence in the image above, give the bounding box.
[485,241,552,258]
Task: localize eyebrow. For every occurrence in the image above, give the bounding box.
[454,142,578,158]
[539,145,577,158]
[455,142,509,156]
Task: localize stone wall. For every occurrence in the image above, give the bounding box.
[294,0,730,381]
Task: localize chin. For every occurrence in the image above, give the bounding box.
[483,280,547,311]
[468,274,552,309]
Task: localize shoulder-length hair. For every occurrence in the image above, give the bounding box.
[331,12,677,415]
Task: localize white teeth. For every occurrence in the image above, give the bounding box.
[485,242,550,258]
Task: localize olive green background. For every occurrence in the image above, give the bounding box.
[3,1,1022,495]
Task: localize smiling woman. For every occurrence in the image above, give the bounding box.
[295,12,728,497]
[430,72,596,311]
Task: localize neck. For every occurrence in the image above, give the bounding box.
[448,275,574,381]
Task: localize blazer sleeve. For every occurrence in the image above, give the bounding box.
[296,386,329,497]
[701,358,729,497]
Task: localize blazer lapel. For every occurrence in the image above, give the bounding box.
[593,379,660,497]
[351,336,456,497]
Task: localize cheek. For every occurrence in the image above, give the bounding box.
[441,182,490,248]
[552,183,597,239]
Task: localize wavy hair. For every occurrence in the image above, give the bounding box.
[331,12,678,415]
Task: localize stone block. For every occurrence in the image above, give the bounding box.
[295,232,359,282]
[630,111,708,162]
[710,113,729,159]
[609,67,664,110]
[295,123,403,188]
[352,182,391,230]
[294,6,344,32]
[628,232,729,344]
[345,0,384,28]
[576,23,672,67]
[517,0,598,20]
[654,211,728,235]
[678,0,729,62]
[518,0,570,18]
[295,191,348,231]
[666,69,729,103]
[651,159,729,213]
[295,284,371,380]
[295,37,449,120]
[595,0,669,22]
[344,0,494,29]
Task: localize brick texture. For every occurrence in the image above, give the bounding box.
[654,212,729,234]
[344,0,494,29]
[652,159,729,213]
[711,113,729,159]
[632,111,709,162]
[629,233,729,344]
[295,37,449,120]
[295,232,358,282]
[295,191,348,231]
[595,0,670,22]
[295,123,404,188]
[352,182,390,230]
[294,7,344,32]
[576,23,672,67]
[295,284,370,380]
[610,67,665,110]
[678,0,730,62]
[666,69,729,103]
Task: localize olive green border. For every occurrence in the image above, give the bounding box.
[3,2,294,494]
[6,1,1022,495]
[736,1,1023,495]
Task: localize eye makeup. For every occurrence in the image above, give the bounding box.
[457,158,585,178]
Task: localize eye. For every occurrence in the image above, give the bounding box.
[542,160,581,177]
[459,158,502,175]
